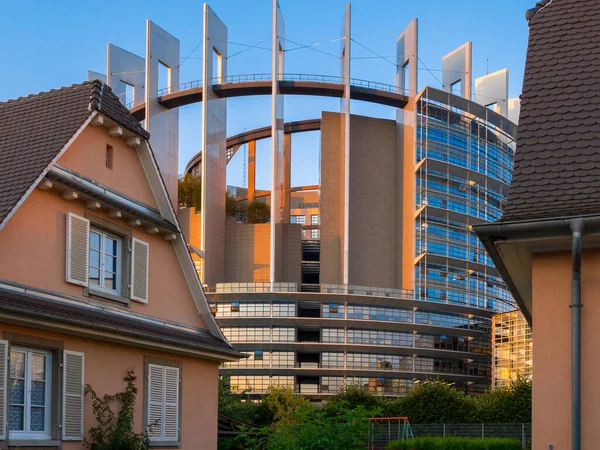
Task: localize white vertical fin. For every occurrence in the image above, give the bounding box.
[0,340,8,440]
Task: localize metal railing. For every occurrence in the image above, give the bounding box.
[151,73,405,99]
[369,423,531,449]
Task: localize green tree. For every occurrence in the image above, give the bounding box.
[226,190,239,218]
[327,382,386,412]
[246,201,270,223]
[218,375,273,427]
[177,173,201,210]
[475,376,532,423]
[241,401,377,450]
[386,379,475,423]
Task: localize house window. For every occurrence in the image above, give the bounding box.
[311,215,319,225]
[89,228,122,294]
[9,347,52,439]
[311,229,320,239]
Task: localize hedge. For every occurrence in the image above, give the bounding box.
[387,437,522,450]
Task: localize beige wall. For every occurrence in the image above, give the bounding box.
[224,219,270,282]
[532,249,600,450]
[282,223,302,284]
[0,323,219,449]
[58,126,158,208]
[320,112,401,289]
[178,206,202,250]
[348,114,397,288]
[0,189,206,330]
[319,112,344,284]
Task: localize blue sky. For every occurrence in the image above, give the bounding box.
[0,0,531,188]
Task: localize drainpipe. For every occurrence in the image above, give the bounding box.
[570,218,583,450]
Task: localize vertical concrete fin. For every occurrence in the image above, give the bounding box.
[396,19,418,97]
[475,68,509,118]
[145,21,180,208]
[340,2,351,285]
[508,97,521,125]
[106,44,145,107]
[200,3,228,286]
[395,19,418,291]
[441,42,472,100]
[87,71,106,83]
[270,0,285,283]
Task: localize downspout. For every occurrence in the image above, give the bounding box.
[570,218,583,450]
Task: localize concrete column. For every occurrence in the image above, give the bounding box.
[200,4,228,286]
[145,21,180,207]
[340,2,351,286]
[248,140,256,202]
[395,18,418,291]
[270,0,285,283]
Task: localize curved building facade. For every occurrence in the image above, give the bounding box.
[181,85,518,397]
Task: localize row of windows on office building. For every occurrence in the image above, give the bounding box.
[320,352,491,377]
[416,122,513,185]
[212,302,492,330]
[416,172,505,209]
[227,375,487,395]
[321,328,490,354]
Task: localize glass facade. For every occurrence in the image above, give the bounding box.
[210,88,518,399]
[493,310,532,388]
[414,88,516,314]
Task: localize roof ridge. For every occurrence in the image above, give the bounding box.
[526,0,553,22]
[0,80,94,107]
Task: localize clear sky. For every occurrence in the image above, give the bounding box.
[0,0,532,189]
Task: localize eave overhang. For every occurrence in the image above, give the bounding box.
[474,214,600,326]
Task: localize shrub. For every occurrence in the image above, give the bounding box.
[85,369,151,450]
[178,173,201,210]
[387,437,521,450]
[246,201,270,223]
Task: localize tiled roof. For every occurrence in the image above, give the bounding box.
[500,0,600,222]
[0,286,240,357]
[0,80,149,227]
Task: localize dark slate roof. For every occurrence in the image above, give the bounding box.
[500,0,600,222]
[0,286,240,358]
[0,80,149,227]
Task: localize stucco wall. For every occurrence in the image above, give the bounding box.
[532,249,600,450]
[0,323,219,449]
[0,184,206,330]
[57,125,158,208]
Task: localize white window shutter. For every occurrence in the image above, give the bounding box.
[66,213,90,286]
[148,364,164,441]
[0,340,8,440]
[63,351,85,441]
[131,238,149,303]
[163,367,180,441]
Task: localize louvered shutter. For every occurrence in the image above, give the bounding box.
[66,213,90,286]
[130,238,149,303]
[0,340,7,440]
[63,351,85,441]
[148,364,165,441]
[163,367,180,441]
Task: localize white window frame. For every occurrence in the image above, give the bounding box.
[88,227,122,295]
[8,347,52,440]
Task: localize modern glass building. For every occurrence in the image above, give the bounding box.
[493,310,533,388]
[194,87,519,398]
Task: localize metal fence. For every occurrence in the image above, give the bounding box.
[368,423,531,449]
